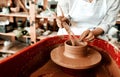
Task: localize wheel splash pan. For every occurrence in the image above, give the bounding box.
[0,35,120,77]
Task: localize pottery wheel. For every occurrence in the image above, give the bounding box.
[51,46,102,69]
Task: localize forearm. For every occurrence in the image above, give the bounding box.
[91,28,104,37]
[79,28,104,42]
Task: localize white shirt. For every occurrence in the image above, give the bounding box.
[57,0,120,35]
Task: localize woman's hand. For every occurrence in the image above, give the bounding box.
[80,30,95,42]
[56,16,71,28]
[80,28,104,42]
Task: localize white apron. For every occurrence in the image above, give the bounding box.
[57,0,107,35]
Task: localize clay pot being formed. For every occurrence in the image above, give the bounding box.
[51,40,102,69]
[64,40,88,58]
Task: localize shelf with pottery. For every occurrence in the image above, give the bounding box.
[0,32,30,42]
[0,31,57,41]
[0,0,55,44]
[0,38,29,60]
[0,12,56,41]
[0,12,55,18]
[0,2,32,44]
[0,32,30,38]
[29,0,58,44]
[37,31,57,40]
[0,10,29,42]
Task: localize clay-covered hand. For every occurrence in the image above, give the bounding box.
[79,30,95,42]
[56,16,70,28]
[80,28,104,42]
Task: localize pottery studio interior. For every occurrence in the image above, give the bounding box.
[0,0,120,77]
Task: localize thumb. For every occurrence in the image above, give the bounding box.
[79,30,90,41]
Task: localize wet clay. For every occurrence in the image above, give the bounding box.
[51,40,102,69]
[31,47,120,77]
[30,57,120,77]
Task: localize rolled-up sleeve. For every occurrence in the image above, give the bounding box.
[97,0,120,34]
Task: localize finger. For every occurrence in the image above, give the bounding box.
[85,32,95,41]
[62,17,71,26]
[86,35,95,41]
[79,30,90,41]
[61,17,67,21]
[56,19,63,28]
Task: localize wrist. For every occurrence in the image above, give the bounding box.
[91,28,104,36]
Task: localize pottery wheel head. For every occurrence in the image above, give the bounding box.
[51,40,102,69]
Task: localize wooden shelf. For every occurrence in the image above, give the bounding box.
[37,32,57,40]
[0,40,29,60]
[0,0,53,44]
[36,14,55,19]
[0,32,30,38]
[0,31,57,40]
[0,12,29,18]
[0,32,15,36]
